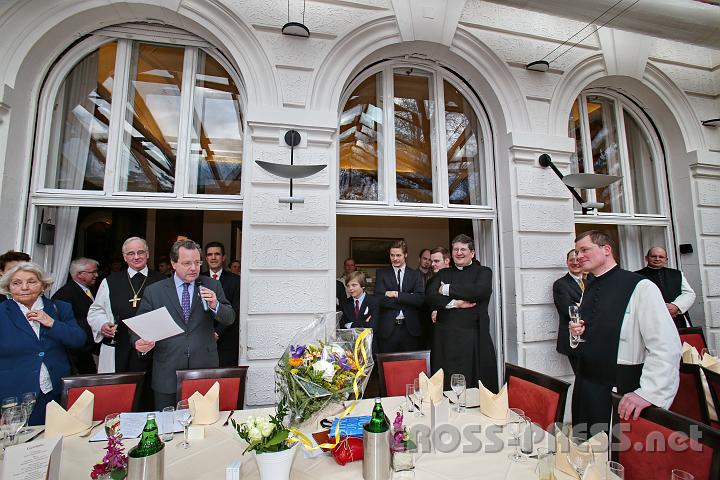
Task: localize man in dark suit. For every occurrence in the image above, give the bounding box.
[201,241,241,367]
[553,249,585,373]
[52,257,100,374]
[340,271,380,331]
[133,239,234,410]
[375,240,425,353]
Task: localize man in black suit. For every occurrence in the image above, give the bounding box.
[340,271,380,330]
[375,240,425,353]
[133,239,234,409]
[52,257,100,374]
[202,241,241,367]
[553,249,585,373]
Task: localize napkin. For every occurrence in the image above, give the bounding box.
[554,427,608,477]
[700,354,720,421]
[681,342,701,364]
[701,353,720,373]
[419,369,444,404]
[188,382,220,425]
[478,381,508,420]
[45,390,94,436]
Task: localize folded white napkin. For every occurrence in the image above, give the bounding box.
[45,390,94,436]
[188,382,220,425]
[555,427,608,477]
[682,342,701,364]
[419,369,444,404]
[478,381,508,420]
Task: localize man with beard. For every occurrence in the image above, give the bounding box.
[425,235,498,392]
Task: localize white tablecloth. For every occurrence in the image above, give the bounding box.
[28,397,580,479]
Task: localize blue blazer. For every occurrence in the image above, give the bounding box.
[0,296,86,400]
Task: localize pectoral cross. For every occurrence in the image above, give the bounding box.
[129,294,141,308]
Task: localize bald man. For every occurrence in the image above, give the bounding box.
[636,246,696,329]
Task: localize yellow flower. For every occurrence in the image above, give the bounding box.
[290,368,299,374]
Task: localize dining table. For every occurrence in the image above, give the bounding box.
[7,396,587,479]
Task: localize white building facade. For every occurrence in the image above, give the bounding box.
[0,0,718,406]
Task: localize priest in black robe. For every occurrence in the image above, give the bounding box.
[636,246,696,329]
[425,234,498,392]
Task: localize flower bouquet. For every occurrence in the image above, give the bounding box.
[90,434,128,479]
[391,410,416,472]
[276,313,374,426]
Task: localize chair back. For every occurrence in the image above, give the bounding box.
[505,363,570,431]
[176,367,248,410]
[377,351,430,397]
[702,367,720,428]
[61,372,145,421]
[611,393,720,480]
[679,327,707,352]
[669,363,710,424]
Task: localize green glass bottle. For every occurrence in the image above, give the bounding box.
[129,413,164,458]
[366,398,389,433]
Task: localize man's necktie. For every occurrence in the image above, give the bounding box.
[213,273,219,280]
[397,268,402,290]
[354,299,359,320]
[84,289,93,300]
[181,283,191,323]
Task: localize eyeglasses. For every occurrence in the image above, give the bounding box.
[10,280,40,289]
[80,270,98,275]
[178,261,203,269]
[123,250,147,257]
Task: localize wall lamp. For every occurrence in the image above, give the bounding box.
[526,60,550,72]
[538,153,621,215]
[281,0,310,38]
[701,118,720,127]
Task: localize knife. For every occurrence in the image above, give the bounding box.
[223,410,235,426]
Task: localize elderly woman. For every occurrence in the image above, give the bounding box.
[0,262,85,425]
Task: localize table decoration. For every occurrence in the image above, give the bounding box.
[391,410,415,473]
[90,433,128,479]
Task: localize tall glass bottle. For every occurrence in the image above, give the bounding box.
[129,413,164,457]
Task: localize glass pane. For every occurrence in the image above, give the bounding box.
[444,81,485,205]
[586,96,624,213]
[394,69,434,203]
[624,111,660,214]
[568,99,585,210]
[45,42,117,190]
[339,73,383,200]
[119,43,184,192]
[189,52,243,195]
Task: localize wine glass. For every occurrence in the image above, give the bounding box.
[607,460,625,479]
[1,397,18,417]
[175,400,193,449]
[701,348,716,358]
[450,374,466,413]
[104,413,121,439]
[19,392,36,434]
[671,470,694,480]
[2,406,26,446]
[506,409,526,462]
[567,435,594,477]
[569,305,586,348]
[412,378,424,417]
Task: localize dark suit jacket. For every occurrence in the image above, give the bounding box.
[340,294,380,330]
[52,280,95,353]
[134,276,234,394]
[201,269,240,366]
[552,273,583,358]
[0,297,86,400]
[375,266,425,338]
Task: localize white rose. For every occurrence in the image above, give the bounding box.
[260,422,275,437]
[247,426,263,442]
[313,359,336,382]
[329,345,345,357]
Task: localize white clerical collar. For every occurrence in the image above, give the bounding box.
[128,266,149,278]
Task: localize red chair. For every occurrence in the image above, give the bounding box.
[376,351,430,397]
[669,363,710,425]
[61,372,145,421]
[611,392,720,480]
[679,327,707,352]
[702,367,720,429]
[176,367,248,410]
[505,363,570,432]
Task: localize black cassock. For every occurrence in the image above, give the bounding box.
[425,263,498,392]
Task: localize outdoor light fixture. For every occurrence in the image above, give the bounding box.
[526,60,550,72]
[701,118,720,127]
[281,0,310,38]
[255,130,327,209]
[538,153,621,215]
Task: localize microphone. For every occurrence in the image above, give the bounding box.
[195,278,210,312]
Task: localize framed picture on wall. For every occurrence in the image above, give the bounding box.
[350,237,402,267]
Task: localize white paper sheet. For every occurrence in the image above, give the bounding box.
[1,435,62,480]
[122,306,184,342]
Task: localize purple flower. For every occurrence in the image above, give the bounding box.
[290,345,306,358]
[337,355,352,371]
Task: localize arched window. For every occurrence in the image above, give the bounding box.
[36,27,245,201]
[338,63,491,209]
[569,89,672,269]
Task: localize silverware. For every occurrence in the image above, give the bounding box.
[223,410,235,426]
[23,427,45,443]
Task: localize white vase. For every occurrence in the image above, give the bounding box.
[255,444,297,480]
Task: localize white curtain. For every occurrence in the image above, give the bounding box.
[48,53,98,293]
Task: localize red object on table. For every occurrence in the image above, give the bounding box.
[332,436,364,465]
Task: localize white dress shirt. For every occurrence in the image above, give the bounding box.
[87,266,149,343]
[617,279,682,409]
[14,297,53,394]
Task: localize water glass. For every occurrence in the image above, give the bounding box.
[507,411,528,462]
[405,384,415,413]
[161,406,175,442]
[450,374,466,413]
[20,392,36,433]
[536,447,554,480]
[567,436,594,477]
[568,305,585,348]
[412,379,424,417]
[2,406,26,445]
[606,460,624,479]
[1,397,18,417]
[176,400,193,449]
[671,470,694,480]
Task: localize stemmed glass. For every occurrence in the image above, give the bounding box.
[671,469,694,480]
[569,305,586,348]
[507,408,527,462]
[701,348,716,358]
[175,400,193,449]
[2,406,27,446]
[450,374,466,413]
[19,392,36,434]
[412,378,424,417]
[567,436,594,478]
[104,413,121,439]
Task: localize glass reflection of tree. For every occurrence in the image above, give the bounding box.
[444,82,482,205]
